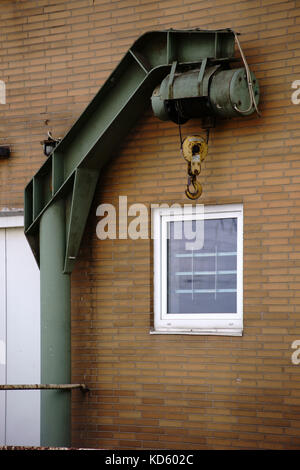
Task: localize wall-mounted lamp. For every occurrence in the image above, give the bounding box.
[0,146,10,159]
[41,131,61,157]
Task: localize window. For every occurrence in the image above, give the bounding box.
[152,204,243,336]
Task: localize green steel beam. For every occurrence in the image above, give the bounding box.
[64,168,99,273]
[40,199,71,446]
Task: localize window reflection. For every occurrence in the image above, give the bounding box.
[167,218,237,314]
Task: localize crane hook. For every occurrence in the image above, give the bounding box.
[185,175,202,200]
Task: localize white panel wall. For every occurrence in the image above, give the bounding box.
[0,222,40,446]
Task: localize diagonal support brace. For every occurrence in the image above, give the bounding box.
[64,168,99,273]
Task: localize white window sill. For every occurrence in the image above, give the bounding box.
[150,327,243,336]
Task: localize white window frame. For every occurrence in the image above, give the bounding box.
[152,204,243,336]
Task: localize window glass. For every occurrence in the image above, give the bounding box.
[167,218,237,314]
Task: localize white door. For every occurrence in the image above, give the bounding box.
[0,217,40,446]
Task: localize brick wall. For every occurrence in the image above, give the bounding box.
[1,0,300,450]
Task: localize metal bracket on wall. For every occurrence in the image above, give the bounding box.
[0,146,10,159]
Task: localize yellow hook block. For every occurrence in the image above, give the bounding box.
[182,135,207,199]
[182,135,208,175]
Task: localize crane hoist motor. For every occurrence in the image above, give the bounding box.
[151,65,260,124]
[151,31,260,124]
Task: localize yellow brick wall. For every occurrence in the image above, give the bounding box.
[1,0,300,450]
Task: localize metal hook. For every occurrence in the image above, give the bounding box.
[185,176,202,200]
